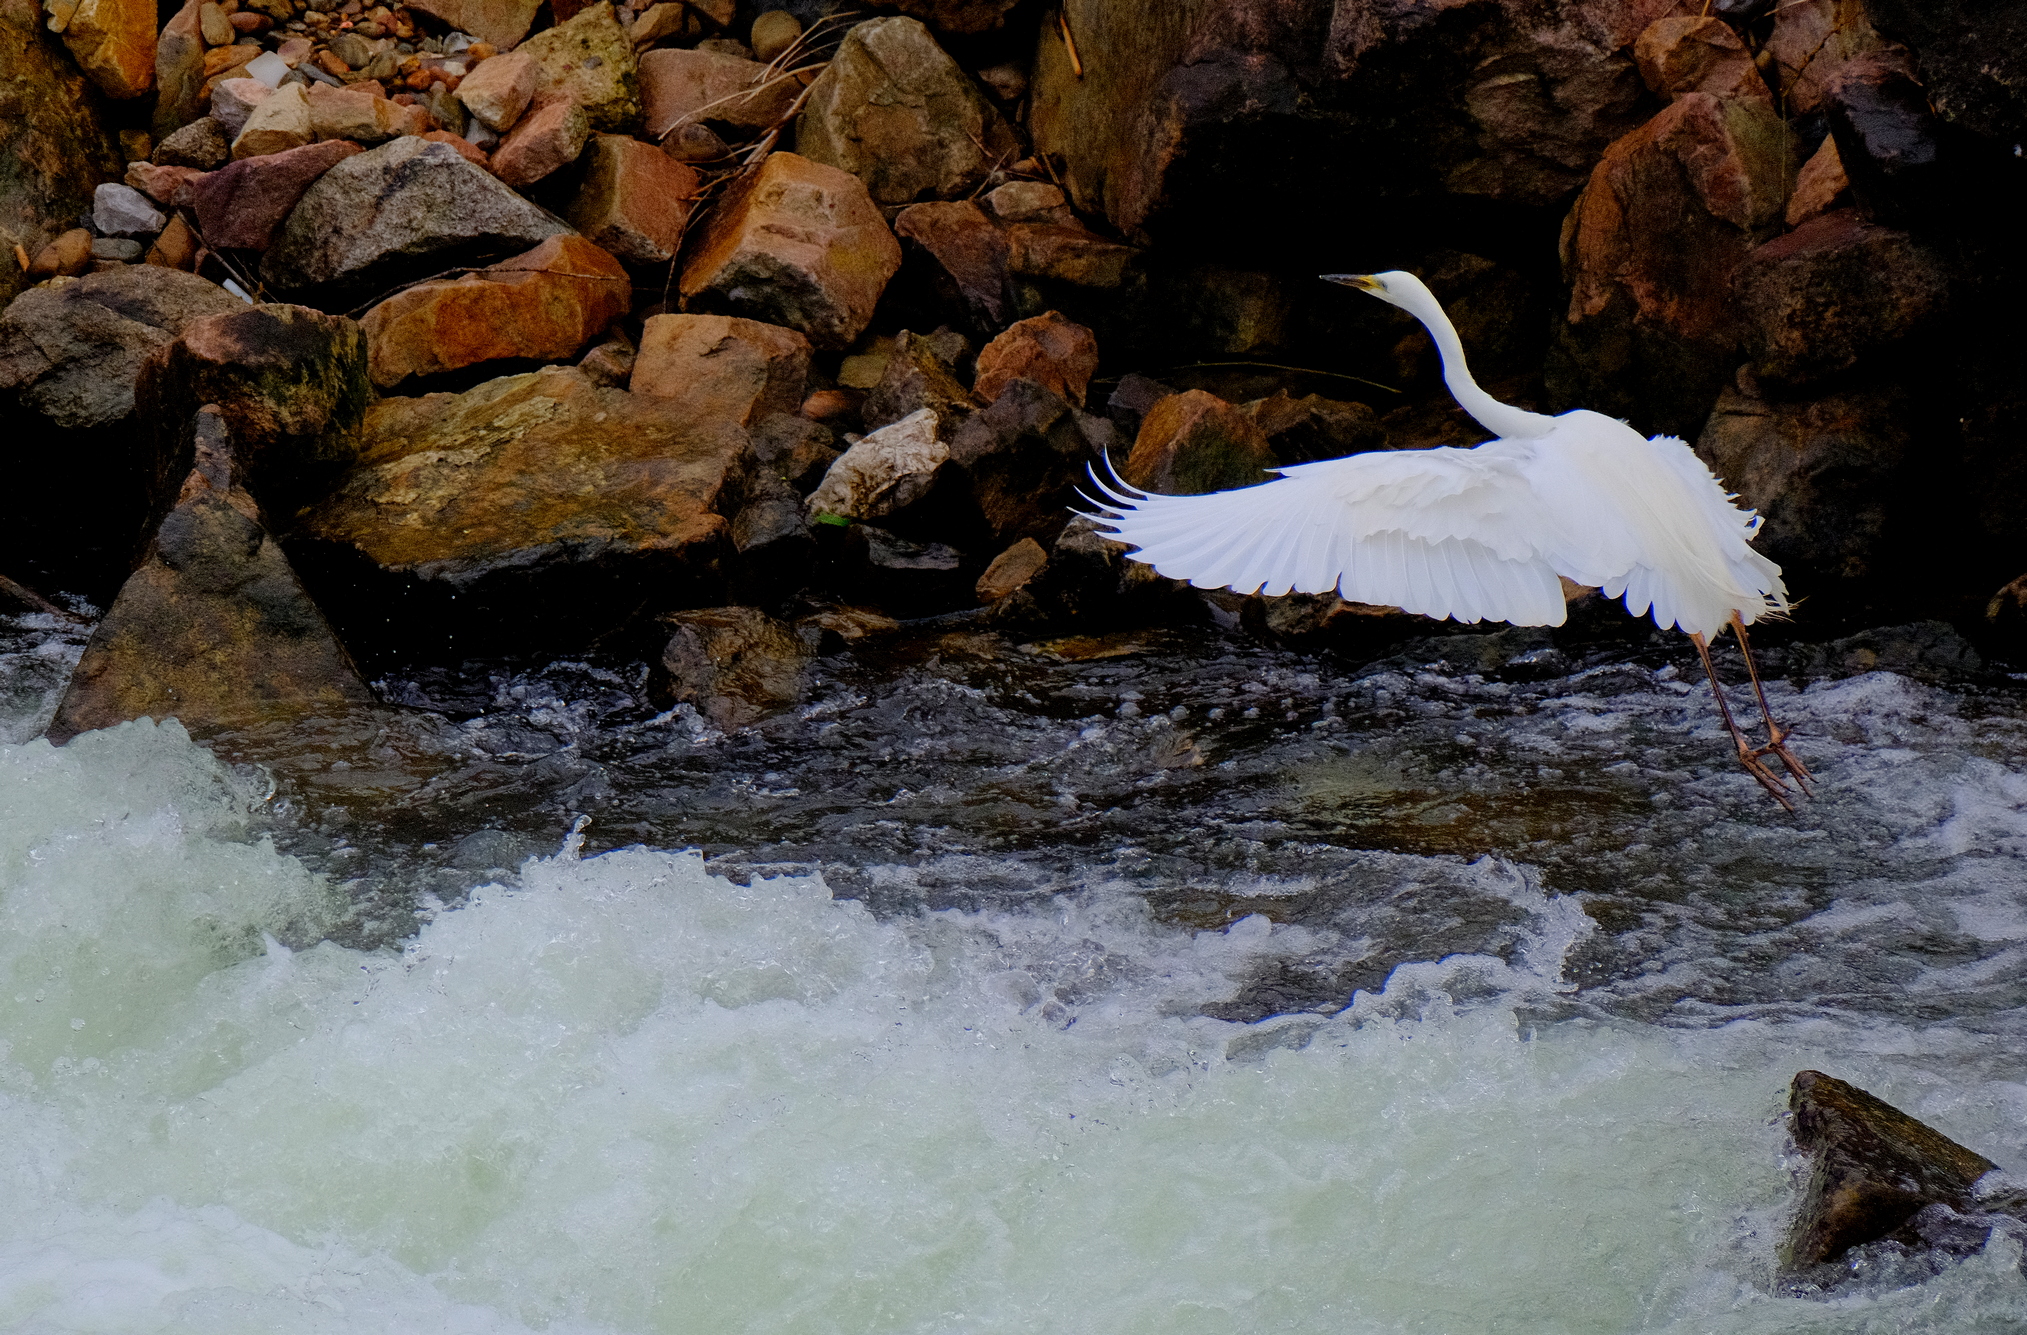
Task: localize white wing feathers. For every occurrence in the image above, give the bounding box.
[1084,412,1787,638]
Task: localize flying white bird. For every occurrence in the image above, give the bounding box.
[1085,270,1812,809]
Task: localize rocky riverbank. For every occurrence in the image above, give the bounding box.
[2,0,2024,734]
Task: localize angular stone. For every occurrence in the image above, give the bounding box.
[630,313,810,427]
[982,180,1067,223]
[639,47,798,138]
[291,365,754,657]
[1555,90,1794,436]
[515,1,639,133]
[862,329,979,435]
[47,409,373,744]
[796,16,1018,206]
[29,229,96,279]
[455,48,538,131]
[1123,388,1275,496]
[1783,1069,2007,1271]
[125,161,203,204]
[727,469,815,599]
[1763,0,1884,116]
[833,523,965,616]
[1694,379,1913,603]
[153,0,207,139]
[0,267,241,431]
[577,327,635,387]
[1823,54,1946,222]
[420,129,492,170]
[307,81,405,143]
[154,115,231,169]
[208,78,271,137]
[976,536,1046,602]
[894,199,1008,330]
[360,234,629,389]
[1006,220,1137,291]
[61,0,156,99]
[806,408,946,520]
[135,302,371,514]
[144,214,199,270]
[186,137,362,251]
[974,310,1097,407]
[405,0,542,52]
[1634,17,1770,103]
[1243,390,1385,466]
[945,377,1094,544]
[563,134,697,265]
[262,136,573,303]
[1864,0,2027,142]
[680,151,901,350]
[93,182,167,237]
[491,94,592,188]
[0,2,122,310]
[653,605,813,728]
[1785,135,1849,227]
[751,410,838,492]
[232,80,314,159]
[1734,210,1948,388]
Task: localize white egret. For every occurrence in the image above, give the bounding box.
[1085,270,1812,809]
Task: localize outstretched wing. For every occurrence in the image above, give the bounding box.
[1082,444,1570,626]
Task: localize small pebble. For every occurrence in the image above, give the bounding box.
[749,9,799,64]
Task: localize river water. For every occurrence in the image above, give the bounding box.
[3,604,2025,1332]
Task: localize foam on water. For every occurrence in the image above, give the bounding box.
[4,720,2026,1332]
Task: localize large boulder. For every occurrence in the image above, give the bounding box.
[513,0,640,134]
[1123,388,1276,496]
[680,151,902,350]
[262,136,573,305]
[629,313,811,427]
[0,0,122,311]
[46,408,373,745]
[290,366,754,658]
[58,0,155,100]
[795,17,1018,206]
[1732,210,1949,390]
[134,302,371,518]
[1553,90,1794,437]
[360,234,630,390]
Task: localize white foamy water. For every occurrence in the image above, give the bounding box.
[4,719,2026,1332]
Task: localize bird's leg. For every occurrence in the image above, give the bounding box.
[1729,614,1813,794]
[1689,631,1796,811]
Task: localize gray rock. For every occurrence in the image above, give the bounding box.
[835,523,966,617]
[326,30,372,68]
[945,376,1093,546]
[261,136,573,304]
[805,408,947,521]
[751,411,840,493]
[209,78,272,138]
[796,16,1018,206]
[0,267,242,430]
[153,116,232,170]
[93,182,167,238]
[90,237,144,262]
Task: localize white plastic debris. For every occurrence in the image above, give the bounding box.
[243,50,290,88]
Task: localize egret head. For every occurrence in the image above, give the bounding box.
[1320,271,1433,313]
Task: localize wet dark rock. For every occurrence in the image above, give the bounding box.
[1733,210,1948,389]
[945,377,1097,547]
[862,330,981,435]
[1822,53,1949,223]
[879,0,1021,37]
[1864,0,2027,143]
[831,523,966,617]
[729,472,816,602]
[893,200,1008,333]
[1123,388,1276,496]
[1104,372,1176,442]
[652,605,815,728]
[290,366,752,661]
[1783,622,1984,680]
[134,302,370,520]
[261,137,573,306]
[1242,390,1386,466]
[1985,577,2027,666]
[983,514,1186,632]
[46,408,373,745]
[751,411,840,494]
[1783,1069,2016,1272]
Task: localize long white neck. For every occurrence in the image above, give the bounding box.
[1396,283,1557,440]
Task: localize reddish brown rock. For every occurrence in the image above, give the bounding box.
[1733,209,1948,389]
[61,0,157,99]
[1555,90,1793,434]
[290,365,754,657]
[360,234,630,389]
[883,0,1020,37]
[307,82,405,144]
[419,129,492,170]
[1634,16,1771,103]
[976,536,1047,602]
[144,214,199,270]
[405,0,543,52]
[46,409,373,745]
[491,94,592,187]
[1763,0,1883,116]
[124,161,204,205]
[680,152,901,350]
[185,137,362,251]
[1006,221,1137,291]
[207,78,270,138]
[29,229,97,279]
[795,16,1018,205]
[1124,389,1275,496]
[974,311,1098,407]
[153,0,207,138]
[630,313,810,426]
[1785,136,1849,227]
[564,134,697,265]
[894,199,1009,329]
[454,48,538,132]
[639,47,799,138]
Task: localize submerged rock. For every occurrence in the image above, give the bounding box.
[652,605,815,728]
[46,408,373,745]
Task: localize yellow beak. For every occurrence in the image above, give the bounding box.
[1320,274,1381,291]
